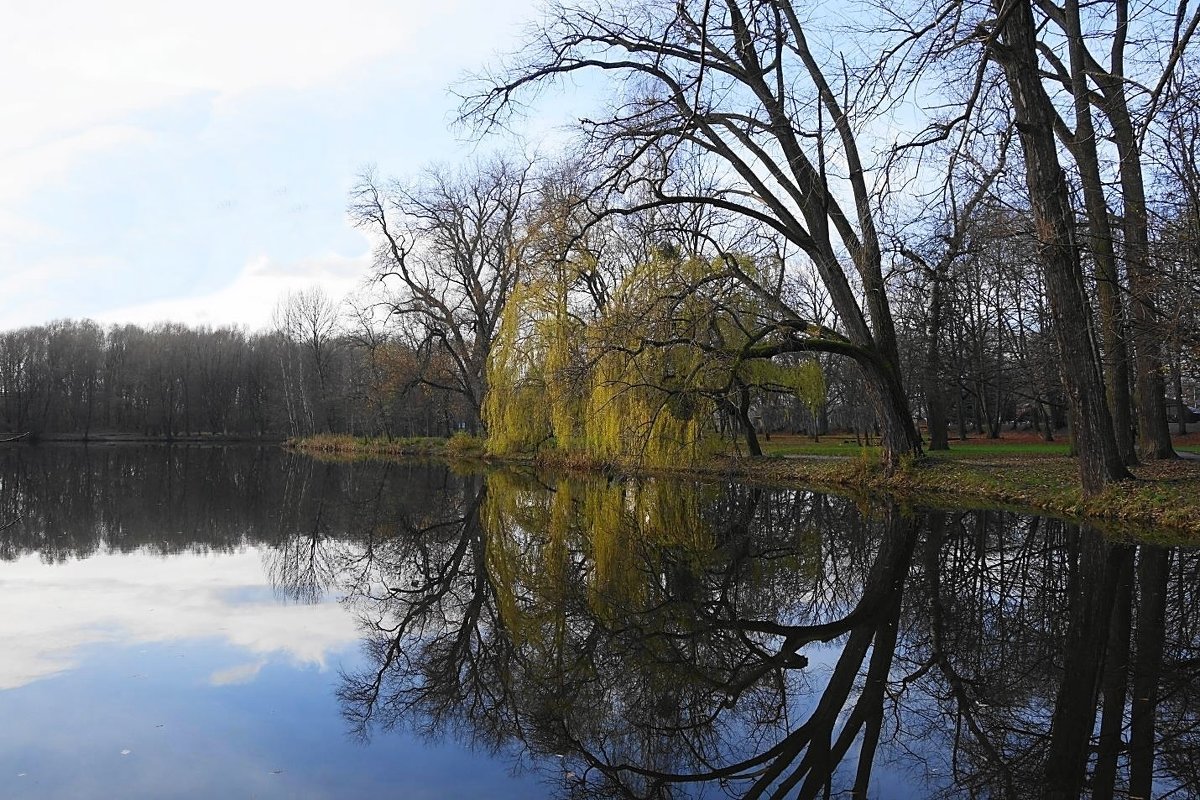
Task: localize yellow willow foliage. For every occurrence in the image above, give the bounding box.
[484,285,550,455]
[486,249,819,465]
[738,357,827,414]
[580,330,722,467]
[481,471,573,650]
[484,279,585,454]
[543,315,583,448]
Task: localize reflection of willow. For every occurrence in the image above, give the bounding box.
[338,469,1200,798]
[339,471,922,798]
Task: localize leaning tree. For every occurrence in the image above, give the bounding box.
[465,0,924,471]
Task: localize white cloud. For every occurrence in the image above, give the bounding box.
[0,125,155,207]
[2,1,438,145]
[0,1,526,201]
[0,549,359,690]
[1,4,408,217]
[91,249,372,330]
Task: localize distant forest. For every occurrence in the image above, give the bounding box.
[0,306,845,441]
[0,299,473,439]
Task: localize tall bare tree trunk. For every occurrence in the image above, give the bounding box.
[925,270,950,450]
[1060,0,1138,465]
[1095,0,1176,460]
[990,0,1131,495]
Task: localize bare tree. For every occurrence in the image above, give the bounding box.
[273,288,342,435]
[350,154,537,433]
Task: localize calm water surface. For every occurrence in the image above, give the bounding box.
[0,445,1197,799]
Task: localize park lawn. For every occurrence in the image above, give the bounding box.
[760,433,1200,459]
[758,436,1073,459]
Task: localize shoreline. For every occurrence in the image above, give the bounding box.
[286,434,1200,542]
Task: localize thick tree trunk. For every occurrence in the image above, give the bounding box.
[737,383,762,457]
[990,0,1131,495]
[1115,135,1177,460]
[1059,0,1137,465]
[862,361,923,473]
[1091,1,1177,460]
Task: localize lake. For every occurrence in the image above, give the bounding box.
[0,445,1196,798]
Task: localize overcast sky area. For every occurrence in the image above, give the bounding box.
[0,0,579,332]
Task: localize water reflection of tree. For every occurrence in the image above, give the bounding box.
[0,446,467,588]
[328,470,1200,799]
[9,448,1200,795]
[334,474,921,796]
[898,517,1200,800]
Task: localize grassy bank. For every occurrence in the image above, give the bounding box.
[287,432,1200,540]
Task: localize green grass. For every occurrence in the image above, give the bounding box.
[759,438,1073,459]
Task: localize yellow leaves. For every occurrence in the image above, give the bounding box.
[481,472,725,626]
[484,249,822,468]
[484,280,579,455]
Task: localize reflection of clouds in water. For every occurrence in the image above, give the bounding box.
[0,548,357,690]
[210,659,268,686]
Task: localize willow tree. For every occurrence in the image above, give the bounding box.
[483,275,586,455]
[484,248,826,465]
[465,0,923,472]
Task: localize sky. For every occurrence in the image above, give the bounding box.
[0,0,561,332]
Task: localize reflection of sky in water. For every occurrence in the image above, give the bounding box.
[0,547,546,799]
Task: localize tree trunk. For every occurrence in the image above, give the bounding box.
[1092,2,1176,461]
[1059,0,1138,465]
[736,383,762,457]
[1117,140,1177,460]
[1174,358,1187,435]
[862,361,923,473]
[989,0,1131,495]
[925,270,950,450]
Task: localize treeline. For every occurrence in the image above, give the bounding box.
[0,311,469,439]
